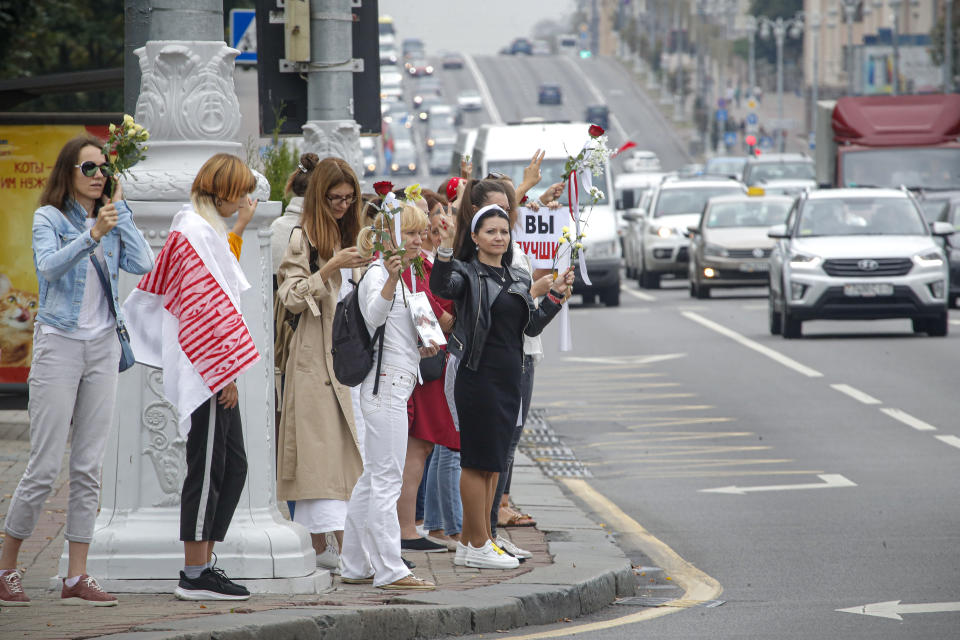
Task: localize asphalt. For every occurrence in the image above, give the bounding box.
[0,408,634,640]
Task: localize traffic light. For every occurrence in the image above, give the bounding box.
[579,49,592,58]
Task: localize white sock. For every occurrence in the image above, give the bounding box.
[65,575,82,587]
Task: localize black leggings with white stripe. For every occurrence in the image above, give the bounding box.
[180,396,247,542]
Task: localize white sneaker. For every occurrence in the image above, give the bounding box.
[496,535,532,560]
[454,542,468,566]
[316,533,341,574]
[465,540,520,569]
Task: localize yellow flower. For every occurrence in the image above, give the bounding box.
[558,237,567,244]
[123,114,134,127]
[579,231,586,239]
[404,183,423,201]
[133,123,143,133]
[575,242,583,249]
[561,226,569,234]
[141,130,150,140]
[109,123,116,133]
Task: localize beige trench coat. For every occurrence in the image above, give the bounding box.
[276,229,363,502]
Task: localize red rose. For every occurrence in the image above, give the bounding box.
[588,124,605,138]
[373,181,393,196]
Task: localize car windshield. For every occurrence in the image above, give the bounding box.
[919,199,948,222]
[705,200,791,228]
[492,159,609,205]
[747,162,815,183]
[796,197,927,236]
[654,186,743,217]
[841,148,960,190]
[705,157,747,178]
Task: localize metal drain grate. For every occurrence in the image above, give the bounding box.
[520,411,592,478]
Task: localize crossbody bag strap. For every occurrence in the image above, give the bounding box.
[89,254,119,322]
[371,292,395,396]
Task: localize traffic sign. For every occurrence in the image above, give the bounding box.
[759,135,774,149]
[717,98,726,109]
[230,9,257,64]
[746,112,758,125]
[716,108,727,122]
[747,98,757,109]
[724,131,737,147]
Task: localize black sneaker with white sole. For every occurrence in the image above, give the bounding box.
[174,569,251,601]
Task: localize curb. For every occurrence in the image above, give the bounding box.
[93,452,635,639]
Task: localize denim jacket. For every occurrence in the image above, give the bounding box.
[32,199,154,331]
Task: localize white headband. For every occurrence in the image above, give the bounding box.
[471,204,509,232]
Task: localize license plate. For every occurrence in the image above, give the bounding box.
[738,262,770,273]
[843,283,894,297]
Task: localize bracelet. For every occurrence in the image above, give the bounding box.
[437,246,454,258]
[547,291,563,305]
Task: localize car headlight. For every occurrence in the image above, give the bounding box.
[426,65,434,73]
[391,163,399,171]
[913,251,944,268]
[366,163,376,171]
[649,225,673,238]
[789,252,821,269]
[704,243,729,258]
[408,163,416,171]
[427,138,435,147]
[587,240,620,259]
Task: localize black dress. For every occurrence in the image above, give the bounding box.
[455,265,527,472]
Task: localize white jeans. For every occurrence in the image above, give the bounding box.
[4,329,119,544]
[340,362,417,587]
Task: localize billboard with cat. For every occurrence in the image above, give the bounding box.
[0,124,108,386]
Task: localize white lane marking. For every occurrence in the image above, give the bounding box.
[935,435,960,450]
[463,54,502,125]
[879,408,937,432]
[560,56,628,142]
[836,600,960,621]
[682,311,823,378]
[950,319,960,325]
[563,354,685,365]
[830,384,882,405]
[700,473,856,495]
[621,285,657,302]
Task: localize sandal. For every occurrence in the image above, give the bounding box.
[499,509,536,528]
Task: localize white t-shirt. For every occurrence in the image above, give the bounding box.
[357,260,419,377]
[41,219,115,341]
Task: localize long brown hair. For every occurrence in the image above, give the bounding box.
[301,157,362,260]
[39,134,104,212]
[453,178,512,261]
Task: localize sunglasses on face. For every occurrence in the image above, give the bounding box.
[75,161,114,178]
[486,171,508,180]
[326,193,357,206]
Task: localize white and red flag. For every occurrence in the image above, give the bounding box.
[122,205,260,436]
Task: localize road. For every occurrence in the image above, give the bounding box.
[391,52,960,639]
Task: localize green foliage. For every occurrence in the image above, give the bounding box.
[259,107,299,207]
[0,0,124,111]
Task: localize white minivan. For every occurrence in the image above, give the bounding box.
[472,122,621,306]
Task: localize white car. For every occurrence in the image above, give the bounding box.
[634,176,746,288]
[768,188,953,338]
[620,150,661,173]
[456,90,483,112]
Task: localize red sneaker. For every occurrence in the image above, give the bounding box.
[61,575,118,606]
[0,570,30,606]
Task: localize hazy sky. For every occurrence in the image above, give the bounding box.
[378,0,577,55]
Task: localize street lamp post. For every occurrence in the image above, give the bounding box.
[744,15,758,99]
[948,0,955,93]
[835,0,859,95]
[809,12,822,150]
[758,14,804,152]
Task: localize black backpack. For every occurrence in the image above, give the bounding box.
[331,267,390,394]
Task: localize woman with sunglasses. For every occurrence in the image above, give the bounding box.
[430,180,573,569]
[0,135,153,607]
[276,157,371,574]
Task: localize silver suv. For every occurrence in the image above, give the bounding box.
[768,188,953,338]
[633,176,745,288]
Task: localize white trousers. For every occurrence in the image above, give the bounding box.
[293,498,348,534]
[340,362,417,587]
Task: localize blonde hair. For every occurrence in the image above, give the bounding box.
[190,153,257,235]
[357,203,429,258]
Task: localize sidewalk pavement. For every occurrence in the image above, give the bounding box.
[0,409,634,639]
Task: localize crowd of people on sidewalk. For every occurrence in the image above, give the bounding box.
[0,133,574,606]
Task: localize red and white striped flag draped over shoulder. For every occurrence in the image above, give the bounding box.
[122,205,260,437]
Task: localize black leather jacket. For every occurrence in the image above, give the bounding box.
[430,256,561,372]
